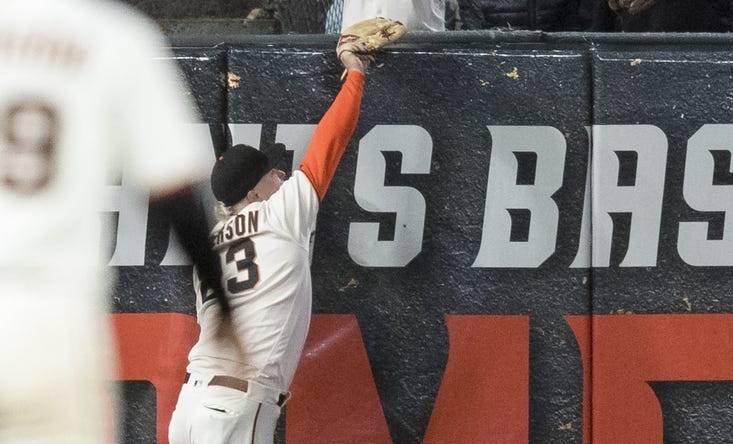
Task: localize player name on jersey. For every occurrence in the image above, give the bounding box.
[0,30,87,70]
[212,210,260,247]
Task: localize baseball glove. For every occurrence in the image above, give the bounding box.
[336,17,407,60]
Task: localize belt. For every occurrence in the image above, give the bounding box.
[184,373,288,406]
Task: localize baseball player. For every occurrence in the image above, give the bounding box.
[0,1,227,443]
[168,51,368,443]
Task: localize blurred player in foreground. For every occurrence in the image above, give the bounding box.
[0,1,226,442]
[168,51,368,443]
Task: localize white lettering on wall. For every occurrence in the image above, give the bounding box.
[678,124,733,266]
[589,125,667,267]
[348,125,433,267]
[473,126,566,268]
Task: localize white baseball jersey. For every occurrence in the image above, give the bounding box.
[0,0,209,442]
[188,171,319,392]
[0,0,209,284]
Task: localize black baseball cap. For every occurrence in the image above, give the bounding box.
[210,143,286,206]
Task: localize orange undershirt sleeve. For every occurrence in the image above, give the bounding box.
[299,70,365,200]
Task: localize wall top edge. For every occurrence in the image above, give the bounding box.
[166,29,733,49]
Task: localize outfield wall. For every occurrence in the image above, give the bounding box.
[109,32,733,443]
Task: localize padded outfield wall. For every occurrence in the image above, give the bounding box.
[108,32,733,443]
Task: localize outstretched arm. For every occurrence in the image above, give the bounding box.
[299,53,366,199]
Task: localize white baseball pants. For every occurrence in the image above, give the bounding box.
[169,373,283,444]
[0,278,113,444]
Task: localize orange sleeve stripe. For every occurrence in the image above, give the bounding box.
[300,70,365,200]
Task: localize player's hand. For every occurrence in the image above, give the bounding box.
[340,51,368,74]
